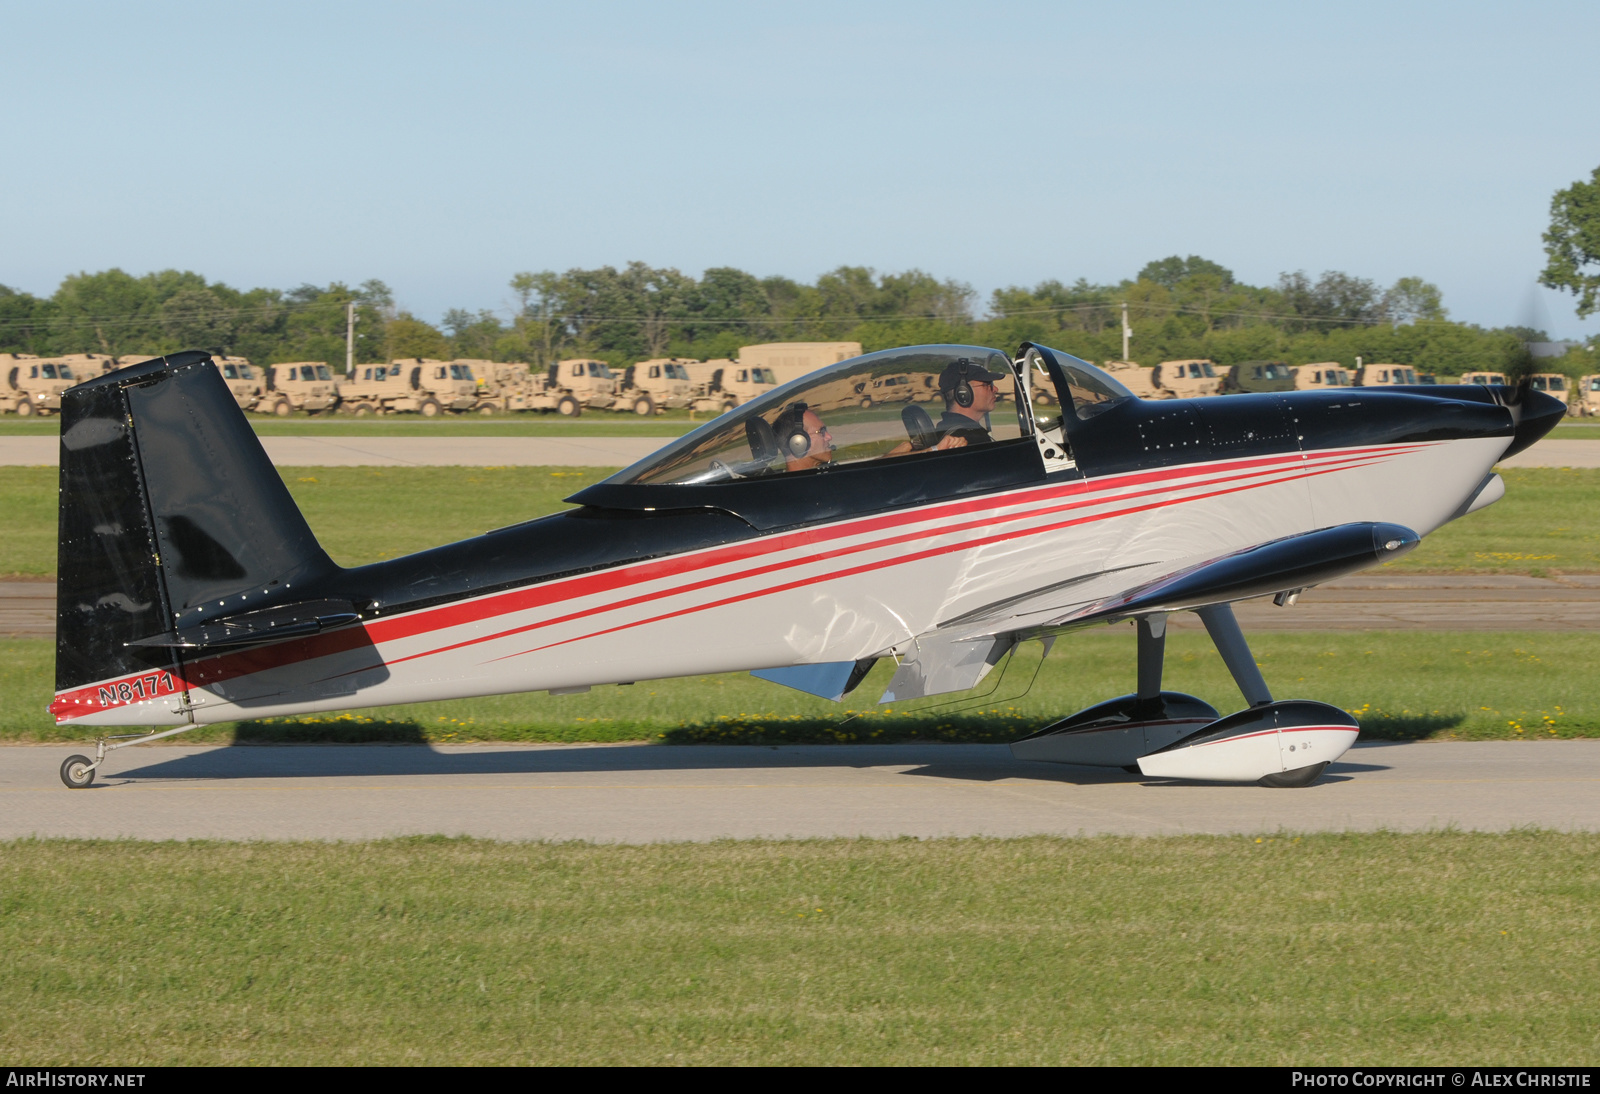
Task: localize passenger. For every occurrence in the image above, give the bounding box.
[772,401,835,472]
[885,358,1008,456]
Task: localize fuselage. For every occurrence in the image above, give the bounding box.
[51,381,1541,728]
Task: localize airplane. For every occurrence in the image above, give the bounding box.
[49,344,1564,790]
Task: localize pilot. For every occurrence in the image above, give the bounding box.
[932,357,1006,444]
[772,401,835,472]
[885,358,1009,457]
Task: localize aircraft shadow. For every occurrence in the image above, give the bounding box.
[106,739,1399,785]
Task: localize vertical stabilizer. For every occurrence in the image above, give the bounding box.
[55,351,337,695]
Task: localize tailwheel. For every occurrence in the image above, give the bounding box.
[60,754,96,789]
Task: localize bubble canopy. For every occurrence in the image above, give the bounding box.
[611,345,1024,487]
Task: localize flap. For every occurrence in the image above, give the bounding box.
[879,633,1011,704]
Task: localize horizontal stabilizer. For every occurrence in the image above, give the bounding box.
[1071,522,1419,624]
[750,658,876,702]
[126,598,360,651]
[880,632,1010,704]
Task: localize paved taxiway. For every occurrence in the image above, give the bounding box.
[2,740,1596,841]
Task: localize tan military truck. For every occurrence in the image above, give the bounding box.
[737,342,863,386]
[689,359,777,409]
[617,358,697,415]
[1461,371,1509,387]
[545,359,619,415]
[1097,361,1164,400]
[264,362,341,416]
[338,362,413,415]
[2,354,83,415]
[1294,363,1353,390]
[54,353,121,379]
[212,356,264,410]
[1528,373,1570,408]
[1356,364,1418,387]
[338,359,491,416]
[1572,375,1600,416]
[1153,359,1224,398]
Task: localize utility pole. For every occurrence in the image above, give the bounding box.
[345,300,356,377]
[1121,302,1132,361]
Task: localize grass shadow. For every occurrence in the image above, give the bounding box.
[231,716,429,744]
[1356,713,1466,741]
[661,712,1045,746]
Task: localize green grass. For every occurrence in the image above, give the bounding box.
[2,833,1596,1065]
[7,629,1598,744]
[5,465,1600,578]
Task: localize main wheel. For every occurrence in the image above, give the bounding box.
[419,398,442,417]
[1259,762,1329,788]
[557,396,581,417]
[15,398,33,417]
[479,405,496,416]
[60,754,95,789]
[632,394,654,416]
[273,398,292,417]
[352,402,375,417]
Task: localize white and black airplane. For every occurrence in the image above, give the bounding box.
[49,344,1563,789]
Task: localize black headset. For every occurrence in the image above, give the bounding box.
[952,359,974,408]
[774,402,813,459]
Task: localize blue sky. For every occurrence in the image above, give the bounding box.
[3,0,1598,337]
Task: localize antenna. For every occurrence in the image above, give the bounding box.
[345,300,356,377]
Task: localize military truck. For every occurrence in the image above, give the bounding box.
[1294,363,1353,390]
[688,359,777,409]
[1573,375,1600,416]
[337,359,492,416]
[1221,361,1296,394]
[212,356,264,410]
[264,362,341,416]
[737,342,863,386]
[1528,373,1570,408]
[617,358,698,415]
[545,359,619,414]
[1153,359,1224,398]
[1356,364,1418,387]
[1096,361,1165,400]
[2,354,84,415]
[1462,371,1509,387]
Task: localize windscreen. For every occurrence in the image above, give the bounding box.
[612,345,1022,486]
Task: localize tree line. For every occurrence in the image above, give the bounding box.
[2,255,1591,379]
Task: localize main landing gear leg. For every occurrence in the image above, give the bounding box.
[1195,603,1272,708]
[1135,613,1166,708]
